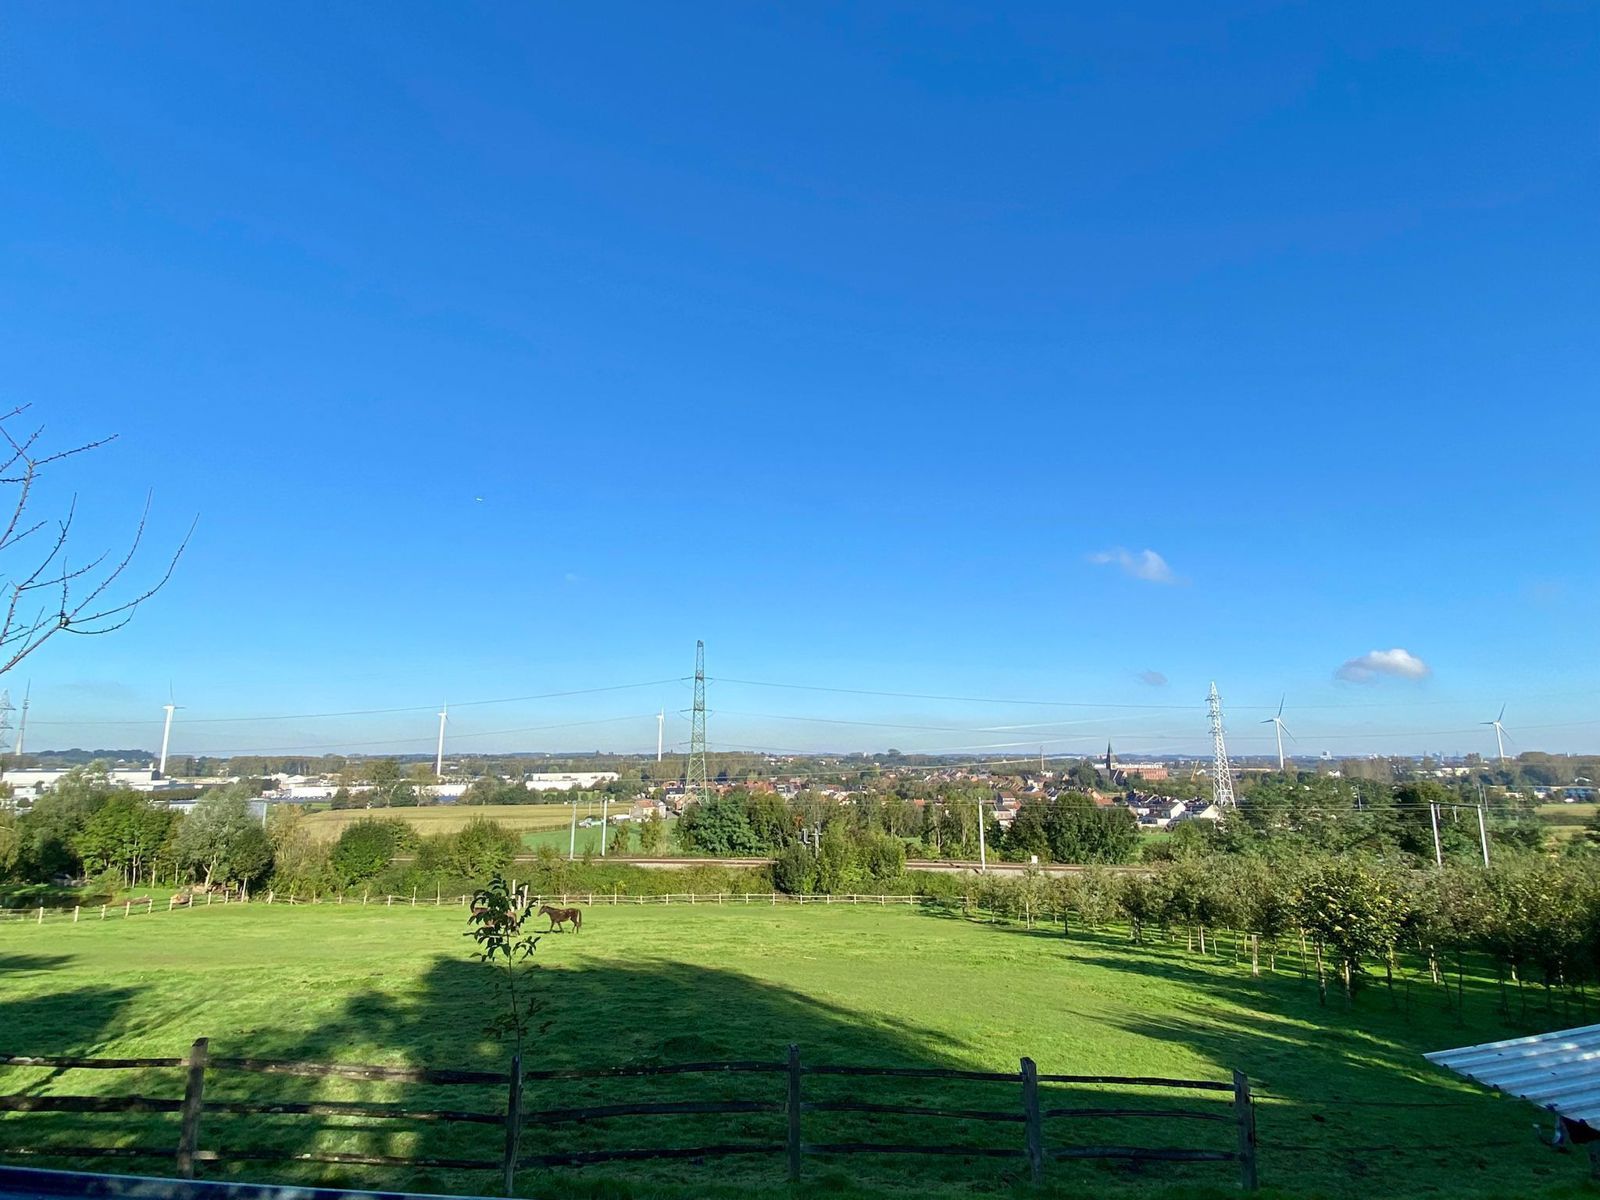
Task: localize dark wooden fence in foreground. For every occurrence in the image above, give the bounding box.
[0,1040,1258,1191]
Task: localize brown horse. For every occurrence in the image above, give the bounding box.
[539,903,583,933]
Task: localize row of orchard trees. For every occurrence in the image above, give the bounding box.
[958,851,1600,1011]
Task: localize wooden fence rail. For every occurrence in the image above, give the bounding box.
[0,1040,1258,1191]
[1,891,943,925]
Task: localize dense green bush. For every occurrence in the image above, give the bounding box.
[448,818,521,878]
[772,844,816,895]
[331,818,413,886]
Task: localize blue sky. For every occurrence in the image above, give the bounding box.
[2,3,1595,760]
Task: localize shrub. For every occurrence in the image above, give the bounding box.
[859,834,906,885]
[449,818,520,879]
[773,844,816,895]
[331,818,408,886]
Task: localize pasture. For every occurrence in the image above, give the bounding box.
[0,902,1583,1200]
[299,803,598,843]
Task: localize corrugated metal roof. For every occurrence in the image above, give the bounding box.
[1426,1023,1600,1126]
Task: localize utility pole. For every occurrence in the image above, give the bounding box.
[1476,805,1491,868]
[1429,803,1443,868]
[568,797,578,860]
[600,795,609,857]
[976,795,987,873]
[686,641,710,805]
[657,710,664,763]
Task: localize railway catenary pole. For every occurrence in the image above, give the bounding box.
[569,795,578,860]
[1476,805,1491,867]
[1429,803,1443,868]
[600,794,609,857]
[977,795,987,873]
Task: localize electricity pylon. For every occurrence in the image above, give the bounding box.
[686,640,709,805]
[1206,682,1236,809]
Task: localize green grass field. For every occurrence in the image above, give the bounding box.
[300,803,602,843]
[0,903,1588,1200]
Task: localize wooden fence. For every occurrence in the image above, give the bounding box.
[0,891,936,925]
[0,1041,1258,1191]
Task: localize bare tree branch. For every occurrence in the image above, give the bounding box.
[0,404,194,677]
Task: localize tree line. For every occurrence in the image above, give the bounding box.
[947,846,1600,1017]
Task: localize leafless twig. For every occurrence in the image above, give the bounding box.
[0,405,193,676]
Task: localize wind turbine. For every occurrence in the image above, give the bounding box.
[1484,704,1510,762]
[435,704,449,779]
[13,681,29,759]
[158,687,183,777]
[1260,695,1295,772]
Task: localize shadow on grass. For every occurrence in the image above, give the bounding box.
[171,951,1253,1198]
[0,953,75,974]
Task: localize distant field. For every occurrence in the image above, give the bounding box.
[1536,800,1595,824]
[298,802,608,843]
[520,824,608,856]
[1535,801,1595,843]
[520,817,676,858]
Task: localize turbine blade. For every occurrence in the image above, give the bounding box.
[1277,694,1285,718]
[1281,724,1297,742]
[1498,703,1506,722]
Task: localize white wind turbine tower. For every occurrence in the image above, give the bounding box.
[1484,703,1510,762]
[435,704,449,779]
[1260,695,1296,772]
[158,687,183,777]
[14,681,30,759]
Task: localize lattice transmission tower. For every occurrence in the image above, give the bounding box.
[685,640,709,805]
[1206,681,1236,809]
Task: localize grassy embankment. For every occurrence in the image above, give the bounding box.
[1,900,1590,1200]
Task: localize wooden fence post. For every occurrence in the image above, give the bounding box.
[1021,1056,1043,1184]
[73,906,80,923]
[176,1036,209,1179]
[1233,1069,1257,1191]
[502,1051,523,1194]
[787,1043,803,1183]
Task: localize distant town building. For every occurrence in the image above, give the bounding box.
[523,772,620,791]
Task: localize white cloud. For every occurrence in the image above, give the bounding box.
[1088,548,1177,585]
[1136,670,1168,687]
[1335,648,1431,683]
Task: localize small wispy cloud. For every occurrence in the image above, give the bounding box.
[1088,547,1178,585]
[1335,648,1431,684]
[562,572,581,585]
[1136,670,1168,687]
